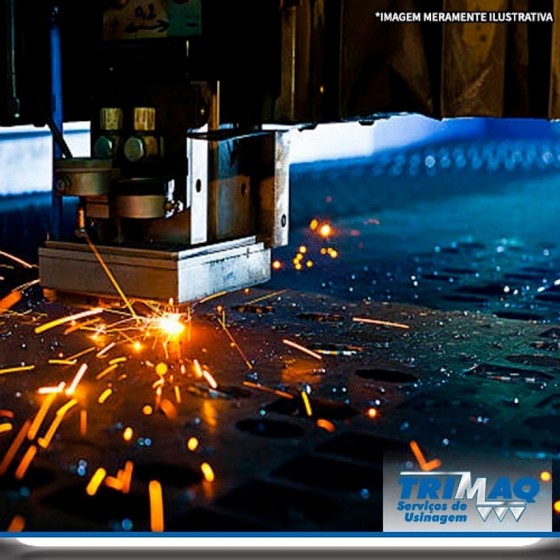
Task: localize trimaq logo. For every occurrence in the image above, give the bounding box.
[399,471,540,523]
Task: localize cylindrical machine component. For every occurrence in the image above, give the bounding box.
[94,107,123,158]
[113,178,167,219]
[123,107,158,162]
[123,135,159,162]
[54,158,112,196]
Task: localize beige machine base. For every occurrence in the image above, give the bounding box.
[39,237,271,304]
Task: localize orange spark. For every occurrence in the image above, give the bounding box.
[14,445,37,480]
[66,347,96,361]
[37,416,63,449]
[97,388,113,404]
[217,317,253,369]
[316,419,336,433]
[48,359,77,366]
[202,369,218,390]
[309,218,319,231]
[37,382,66,395]
[174,385,182,404]
[193,359,203,378]
[105,476,124,491]
[37,399,78,449]
[157,313,185,337]
[282,339,322,361]
[142,405,153,415]
[367,407,378,419]
[0,250,34,269]
[0,423,13,435]
[353,317,410,330]
[96,364,119,381]
[0,420,32,475]
[28,393,57,440]
[409,440,442,472]
[242,381,294,399]
[85,235,138,320]
[6,515,25,532]
[123,427,134,442]
[80,409,87,437]
[0,410,14,419]
[541,471,552,483]
[86,468,107,496]
[201,462,215,483]
[272,260,282,270]
[121,461,134,494]
[0,364,35,376]
[155,362,168,376]
[245,289,287,306]
[555,500,560,514]
[35,308,104,334]
[96,342,116,358]
[318,223,333,238]
[160,399,178,420]
[198,290,227,304]
[149,480,164,532]
[0,290,22,315]
[65,363,88,396]
[152,378,164,389]
[187,437,199,452]
[109,357,127,365]
[301,391,313,417]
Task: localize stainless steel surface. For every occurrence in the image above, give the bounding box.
[258,132,290,249]
[38,237,271,303]
[188,134,209,245]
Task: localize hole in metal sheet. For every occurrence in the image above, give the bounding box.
[466,363,553,386]
[265,397,358,420]
[236,418,305,438]
[531,340,560,351]
[506,355,560,368]
[538,328,560,339]
[536,394,560,410]
[494,311,544,322]
[443,295,487,304]
[133,463,202,487]
[457,283,511,297]
[525,416,560,432]
[216,480,338,529]
[355,368,417,384]
[536,292,560,303]
[273,455,382,494]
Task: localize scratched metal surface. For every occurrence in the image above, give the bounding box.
[1,136,560,532]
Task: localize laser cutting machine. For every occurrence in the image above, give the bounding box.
[2,0,560,304]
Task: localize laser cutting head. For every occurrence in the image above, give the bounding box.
[37,1,291,304]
